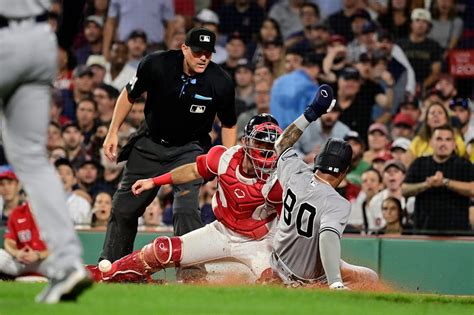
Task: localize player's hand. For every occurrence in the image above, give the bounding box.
[304,84,336,123]
[103,131,118,162]
[132,178,155,196]
[16,247,40,264]
[329,281,350,290]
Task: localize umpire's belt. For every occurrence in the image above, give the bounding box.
[0,12,48,29]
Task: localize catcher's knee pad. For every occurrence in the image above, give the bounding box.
[142,236,183,269]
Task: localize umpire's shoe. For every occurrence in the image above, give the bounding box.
[35,263,92,304]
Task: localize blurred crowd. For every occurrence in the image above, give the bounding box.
[0,0,473,235]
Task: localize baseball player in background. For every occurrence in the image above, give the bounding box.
[87,114,284,282]
[269,84,378,289]
[0,0,91,303]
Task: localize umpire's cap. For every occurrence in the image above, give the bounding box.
[185,27,216,53]
[314,138,352,174]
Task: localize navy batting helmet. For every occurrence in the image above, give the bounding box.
[314,138,352,174]
[244,113,279,138]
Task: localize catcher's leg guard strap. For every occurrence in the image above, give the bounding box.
[142,236,183,269]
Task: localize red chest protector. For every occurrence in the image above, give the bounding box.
[198,146,282,240]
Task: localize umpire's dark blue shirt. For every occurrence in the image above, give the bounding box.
[126,50,236,146]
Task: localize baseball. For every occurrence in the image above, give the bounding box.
[98,260,112,273]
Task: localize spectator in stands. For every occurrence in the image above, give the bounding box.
[398,9,443,91]
[102,0,175,59]
[236,80,272,140]
[50,89,70,127]
[390,137,411,161]
[218,0,265,43]
[47,122,65,151]
[391,113,417,140]
[49,146,68,164]
[249,18,282,65]
[75,15,104,65]
[194,10,228,64]
[55,48,76,91]
[450,98,474,145]
[0,203,48,278]
[199,179,217,225]
[345,131,371,186]
[103,42,136,91]
[253,63,274,85]
[76,160,107,198]
[285,2,320,48]
[62,123,90,170]
[262,38,286,78]
[269,0,304,40]
[321,35,349,83]
[347,168,384,233]
[127,97,145,129]
[270,52,321,129]
[220,33,247,82]
[87,0,109,18]
[347,9,372,62]
[429,0,464,51]
[163,18,186,50]
[283,48,304,73]
[235,62,255,108]
[126,30,148,69]
[367,160,413,232]
[430,74,458,109]
[54,159,91,226]
[99,148,125,196]
[140,197,164,228]
[402,125,474,233]
[91,192,113,229]
[75,98,98,145]
[380,197,409,235]
[0,167,23,226]
[354,53,394,123]
[371,151,393,176]
[296,105,351,158]
[378,0,412,41]
[336,67,376,140]
[376,30,416,101]
[86,55,108,88]
[399,97,422,126]
[327,0,360,42]
[406,102,466,164]
[63,65,94,121]
[93,83,120,125]
[363,123,392,164]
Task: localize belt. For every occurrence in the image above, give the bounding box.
[271,252,324,286]
[0,12,48,29]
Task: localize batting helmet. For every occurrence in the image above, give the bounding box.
[314,138,352,174]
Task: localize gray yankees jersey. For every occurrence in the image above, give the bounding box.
[272,148,351,280]
[0,0,50,18]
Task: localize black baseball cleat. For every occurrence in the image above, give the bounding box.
[35,264,93,304]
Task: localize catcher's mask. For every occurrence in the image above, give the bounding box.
[243,115,282,181]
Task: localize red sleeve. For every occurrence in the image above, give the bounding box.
[196,145,227,181]
[267,180,283,217]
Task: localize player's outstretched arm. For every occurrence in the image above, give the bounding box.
[275,84,336,156]
[132,163,202,195]
[319,230,347,290]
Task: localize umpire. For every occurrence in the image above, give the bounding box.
[100,27,237,280]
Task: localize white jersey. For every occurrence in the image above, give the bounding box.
[272,148,351,280]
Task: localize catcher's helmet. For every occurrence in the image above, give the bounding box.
[243,114,282,181]
[314,138,352,174]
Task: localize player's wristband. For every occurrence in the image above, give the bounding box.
[294,114,311,131]
[152,173,173,186]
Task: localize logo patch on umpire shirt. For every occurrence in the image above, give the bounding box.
[190,105,206,114]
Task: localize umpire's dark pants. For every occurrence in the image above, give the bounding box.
[100,135,205,276]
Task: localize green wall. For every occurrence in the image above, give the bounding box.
[1,228,473,295]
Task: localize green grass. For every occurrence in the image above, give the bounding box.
[0,282,473,315]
